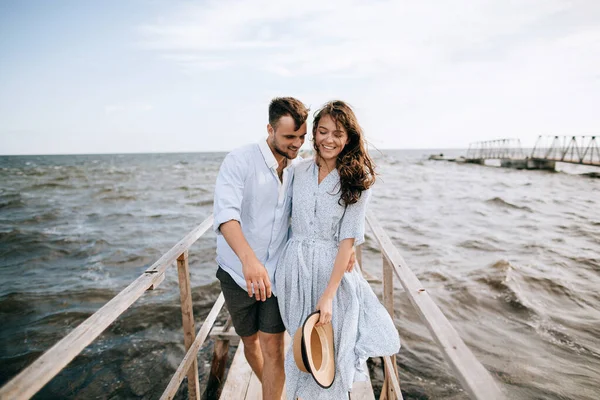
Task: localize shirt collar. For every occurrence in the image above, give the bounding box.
[259,138,290,170]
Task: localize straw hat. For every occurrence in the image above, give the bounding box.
[293,311,335,388]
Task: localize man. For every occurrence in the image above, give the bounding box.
[213,97,309,399]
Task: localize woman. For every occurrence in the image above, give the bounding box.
[275,100,401,399]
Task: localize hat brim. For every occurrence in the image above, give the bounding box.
[292,311,335,388]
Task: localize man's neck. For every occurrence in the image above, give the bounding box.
[267,140,288,170]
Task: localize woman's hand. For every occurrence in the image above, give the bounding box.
[315,295,333,326]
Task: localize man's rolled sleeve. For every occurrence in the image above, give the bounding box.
[213,153,247,235]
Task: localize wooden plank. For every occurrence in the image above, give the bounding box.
[382,257,398,400]
[176,251,200,400]
[148,271,165,290]
[245,373,262,400]
[225,332,291,400]
[209,326,241,345]
[382,257,394,318]
[383,356,403,400]
[350,380,375,400]
[160,293,225,400]
[204,319,233,399]
[349,362,376,400]
[366,213,505,400]
[220,343,252,399]
[0,215,215,400]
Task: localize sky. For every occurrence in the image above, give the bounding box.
[1,0,599,155]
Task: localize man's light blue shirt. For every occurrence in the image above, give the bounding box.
[213,139,297,296]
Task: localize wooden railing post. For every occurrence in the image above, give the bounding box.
[177,250,200,400]
[383,257,394,322]
[381,256,400,400]
[203,318,233,399]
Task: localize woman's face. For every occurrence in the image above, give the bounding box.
[315,114,349,163]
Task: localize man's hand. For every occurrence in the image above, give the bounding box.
[346,246,356,272]
[242,256,272,301]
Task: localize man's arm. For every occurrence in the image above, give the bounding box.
[219,220,271,301]
[213,152,271,301]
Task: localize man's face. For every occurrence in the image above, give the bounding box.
[267,115,307,160]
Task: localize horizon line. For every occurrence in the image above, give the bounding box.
[0,146,472,157]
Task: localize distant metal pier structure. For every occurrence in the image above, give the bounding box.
[466,135,600,170]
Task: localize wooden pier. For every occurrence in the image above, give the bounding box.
[0,213,505,400]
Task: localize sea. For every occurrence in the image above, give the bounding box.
[0,150,599,399]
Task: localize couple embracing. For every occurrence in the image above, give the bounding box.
[213,97,400,400]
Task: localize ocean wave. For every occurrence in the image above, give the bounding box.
[521,274,575,300]
[27,182,75,190]
[18,211,61,225]
[458,239,502,252]
[485,197,533,212]
[581,172,600,179]
[0,228,51,247]
[573,257,600,271]
[0,193,25,209]
[530,317,600,357]
[189,199,213,207]
[472,260,533,314]
[98,194,138,202]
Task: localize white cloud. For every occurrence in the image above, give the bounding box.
[133,0,600,149]
[137,0,591,77]
[105,102,153,115]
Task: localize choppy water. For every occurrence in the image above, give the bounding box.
[1,151,599,399]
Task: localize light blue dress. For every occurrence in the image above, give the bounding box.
[275,159,401,399]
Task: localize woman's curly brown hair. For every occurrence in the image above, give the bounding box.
[312,100,376,206]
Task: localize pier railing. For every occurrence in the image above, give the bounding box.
[465,135,600,167]
[466,138,525,160]
[531,135,600,166]
[0,216,216,400]
[0,213,503,400]
[363,213,504,400]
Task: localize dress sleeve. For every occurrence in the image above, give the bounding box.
[213,152,247,235]
[338,188,371,246]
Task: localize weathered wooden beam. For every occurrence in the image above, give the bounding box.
[209,325,240,345]
[219,343,252,399]
[148,271,166,290]
[349,363,376,400]
[161,293,225,400]
[383,257,394,323]
[366,212,505,400]
[203,319,234,399]
[245,372,262,399]
[383,356,403,400]
[382,256,399,399]
[177,251,200,400]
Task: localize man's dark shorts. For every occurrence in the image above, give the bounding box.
[216,266,286,337]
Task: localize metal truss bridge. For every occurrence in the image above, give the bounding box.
[466,135,600,167]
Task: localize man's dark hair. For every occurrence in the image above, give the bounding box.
[268,97,309,131]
